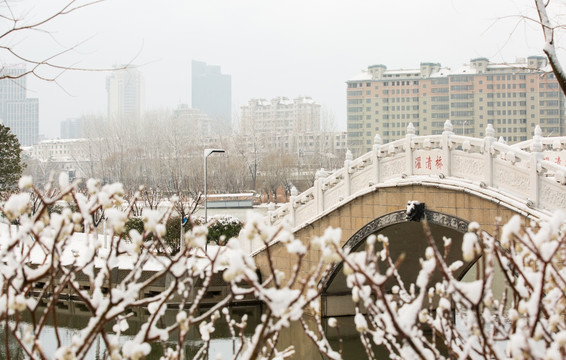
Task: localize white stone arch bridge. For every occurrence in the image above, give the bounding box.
[249,120,566,315]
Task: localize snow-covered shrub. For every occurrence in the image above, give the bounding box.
[164,215,182,254]
[205,215,243,245]
[191,214,244,246]
[123,216,145,243]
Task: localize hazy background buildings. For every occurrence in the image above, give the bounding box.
[173,104,213,139]
[191,60,232,135]
[106,65,146,121]
[7,0,558,146]
[60,118,86,139]
[0,65,39,147]
[240,96,320,135]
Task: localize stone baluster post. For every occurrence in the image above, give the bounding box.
[441,120,453,176]
[405,123,415,176]
[267,202,275,226]
[483,124,496,187]
[372,134,382,185]
[344,150,353,199]
[315,168,328,215]
[530,125,543,207]
[289,185,298,228]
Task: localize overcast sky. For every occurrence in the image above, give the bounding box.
[8,0,564,139]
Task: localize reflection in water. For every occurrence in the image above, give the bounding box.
[0,301,373,359]
[323,317,386,360]
[0,302,263,360]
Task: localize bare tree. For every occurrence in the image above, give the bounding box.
[534,0,566,95]
[0,0,125,83]
[260,151,295,203]
[228,133,263,191]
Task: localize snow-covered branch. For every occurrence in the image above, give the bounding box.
[1,175,565,359]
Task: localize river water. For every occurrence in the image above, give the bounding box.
[0,302,379,359]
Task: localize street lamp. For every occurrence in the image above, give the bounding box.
[204,148,225,226]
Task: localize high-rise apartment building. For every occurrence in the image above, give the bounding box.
[191,60,231,134]
[106,65,145,121]
[0,64,39,147]
[347,56,565,156]
[240,96,321,135]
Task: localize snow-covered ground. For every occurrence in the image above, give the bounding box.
[0,223,221,272]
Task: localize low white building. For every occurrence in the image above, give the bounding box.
[24,138,92,182]
[240,96,321,135]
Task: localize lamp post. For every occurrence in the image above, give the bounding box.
[204,148,225,226]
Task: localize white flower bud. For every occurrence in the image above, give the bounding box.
[18,176,33,190]
[354,311,368,333]
[425,246,434,260]
[328,317,337,328]
[58,172,70,189]
[418,309,428,323]
[352,287,360,303]
[508,309,519,322]
[343,263,354,275]
[156,224,166,237]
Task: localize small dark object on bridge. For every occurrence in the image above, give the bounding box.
[406,201,426,222]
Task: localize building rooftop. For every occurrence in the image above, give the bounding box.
[349,56,553,81]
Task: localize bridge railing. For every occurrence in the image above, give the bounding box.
[268,120,566,229]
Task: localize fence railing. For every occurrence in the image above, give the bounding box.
[268,120,566,230]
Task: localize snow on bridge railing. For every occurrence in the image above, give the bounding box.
[267,120,566,230]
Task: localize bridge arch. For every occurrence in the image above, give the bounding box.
[321,209,472,292]
[319,209,483,316]
[253,184,522,296]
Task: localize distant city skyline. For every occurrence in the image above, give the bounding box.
[13,0,563,140]
[0,65,39,147]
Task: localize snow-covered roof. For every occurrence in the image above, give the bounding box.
[351,56,554,82]
[348,71,372,81]
[38,138,88,145]
[450,65,477,75]
[385,69,421,75]
[295,96,315,104]
[208,193,255,198]
[277,97,293,105]
[429,68,452,77]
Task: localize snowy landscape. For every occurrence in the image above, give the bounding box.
[2,0,566,359]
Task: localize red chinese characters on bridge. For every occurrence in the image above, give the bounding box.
[435,156,443,169]
[413,150,445,174]
[414,155,443,171]
[544,154,566,166]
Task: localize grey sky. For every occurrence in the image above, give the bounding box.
[11,0,560,139]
